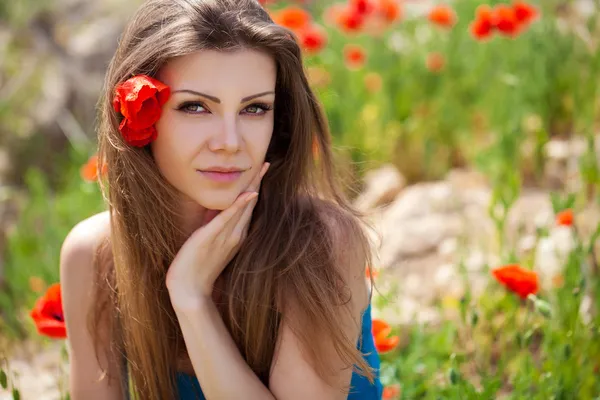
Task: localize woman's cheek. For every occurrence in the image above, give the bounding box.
[243,118,274,151]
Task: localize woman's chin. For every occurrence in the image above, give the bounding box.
[195,193,239,211]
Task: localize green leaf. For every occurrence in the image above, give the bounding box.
[0,368,7,389]
[449,367,460,385]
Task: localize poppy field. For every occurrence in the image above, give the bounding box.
[1,0,600,399]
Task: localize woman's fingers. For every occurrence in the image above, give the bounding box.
[222,162,269,241]
[233,194,258,242]
[199,191,257,240]
[200,162,269,242]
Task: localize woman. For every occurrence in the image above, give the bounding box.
[60,0,383,399]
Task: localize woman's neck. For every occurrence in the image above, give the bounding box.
[178,198,209,236]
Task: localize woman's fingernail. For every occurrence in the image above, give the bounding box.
[246,192,259,202]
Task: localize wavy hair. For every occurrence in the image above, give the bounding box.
[89,0,379,398]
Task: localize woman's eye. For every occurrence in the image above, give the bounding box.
[243,103,273,115]
[178,102,207,114]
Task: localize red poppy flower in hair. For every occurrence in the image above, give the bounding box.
[112,74,171,147]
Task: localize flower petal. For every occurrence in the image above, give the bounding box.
[376,335,400,353]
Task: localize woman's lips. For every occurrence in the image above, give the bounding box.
[197,170,243,183]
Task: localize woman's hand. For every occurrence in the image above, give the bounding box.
[166,162,270,311]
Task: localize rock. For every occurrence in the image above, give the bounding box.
[544,136,600,191]
[505,189,553,242]
[0,341,65,400]
[446,168,489,191]
[376,213,463,267]
[353,164,406,212]
[575,0,598,19]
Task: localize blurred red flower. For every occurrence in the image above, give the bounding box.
[30,283,67,339]
[513,0,539,24]
[81,154,108,182]
[382,384,401,400]
[299,24,328,54]
[334,5,365,32]
[493,4,520,37]
[377,0,402,24]
[492,264,539,299]
[469,2,539,41]
[343,44,367,69]
[328,0,401,33]
[428,4,457,28]
[426,52,446,73]
[372,318,399,353]
[556,209,574,226]
[470,5,495,40]
[350,0,376,16]
[272,6,311,31]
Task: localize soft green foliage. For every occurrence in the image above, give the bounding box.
[1,0,600,398]
[0,148,105,339]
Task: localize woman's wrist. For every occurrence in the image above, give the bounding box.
[169,288,214,315]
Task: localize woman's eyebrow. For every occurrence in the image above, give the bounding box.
[172,89,275,103]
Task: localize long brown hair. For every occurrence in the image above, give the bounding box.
[89,0,379,398]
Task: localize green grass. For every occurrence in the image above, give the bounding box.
[1,0,599,398]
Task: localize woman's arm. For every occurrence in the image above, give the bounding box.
[173,215,368,400]
[174,285,365,400]
[174,299,276,399]
[61,212,124,400]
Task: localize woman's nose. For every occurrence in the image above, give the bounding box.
[208,115,240,153]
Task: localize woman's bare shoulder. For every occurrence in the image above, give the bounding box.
[61,211,110,262]
[59,211,111,295]
[60,212,123,397]
[65,210,111,247]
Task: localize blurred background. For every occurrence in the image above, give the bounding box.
[1,0,599,398]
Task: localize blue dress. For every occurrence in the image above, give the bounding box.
[176,302,383,399]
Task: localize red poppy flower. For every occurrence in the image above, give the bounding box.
[492,264,539,299]
[377,0,402,24]
[343,44,367,69]
[428,4,457,28]
[350,0,376,16]
[118,122,159,148]
[470,18,493,40]
[493,4,520,37]
[30,283,67,339]
[80,154,108,182]
[372,318,399,353]
[113,74,170,147]
[426,52,446,73]
[382,384,401,399]
[299,24,328,54]
[335,6,365,33]
[273,6,311,31]
[556,209,574,226]
[513,1,539,25]
[470,5,495,40]
[476,4,495,22]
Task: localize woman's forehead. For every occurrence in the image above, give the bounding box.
[158,49,277,95]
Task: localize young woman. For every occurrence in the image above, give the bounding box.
[59,0,383,399]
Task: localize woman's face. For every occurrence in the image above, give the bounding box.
[153,49,276,211]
